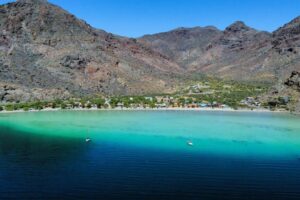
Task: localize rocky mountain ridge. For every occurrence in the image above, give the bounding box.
[1,0,300,103]
[140,17,300,82]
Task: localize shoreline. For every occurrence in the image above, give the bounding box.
[0,107,289,114]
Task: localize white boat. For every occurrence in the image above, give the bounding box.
[187,141,193,146]
[85,138,91,143]
[86,129,91,142]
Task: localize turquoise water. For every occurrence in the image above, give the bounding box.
[1,110,300,199]
[1,110,300,158]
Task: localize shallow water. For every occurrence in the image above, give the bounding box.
[0,110,300,199]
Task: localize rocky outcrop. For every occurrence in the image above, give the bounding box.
[0,83,71,102]
[60,55,90,70]
[284,71,300,91]
[262,71,300,112]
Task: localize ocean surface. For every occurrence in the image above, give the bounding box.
[0,110,300,199]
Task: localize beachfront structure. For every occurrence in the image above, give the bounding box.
[156,103,167,108]
[199,103,208,108]
[117,102,124,108]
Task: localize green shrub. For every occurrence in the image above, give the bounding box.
[91,98,105,108]
[5,104,14,111]
[86,103,92,109]
[61,103,67,109]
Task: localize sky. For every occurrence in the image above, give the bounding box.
[1,0,300,37]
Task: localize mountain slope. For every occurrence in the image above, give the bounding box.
[191,21,273,81]
[140,26,222,69]
[0,0,182,101]
[140,18,300,83]
[1,0,300,102]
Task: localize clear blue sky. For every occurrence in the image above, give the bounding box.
[1,0,300,37]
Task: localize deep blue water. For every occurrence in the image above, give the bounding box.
[0,128,300,200]
[0,111,300,199]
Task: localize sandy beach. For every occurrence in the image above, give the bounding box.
[0,107,288,114]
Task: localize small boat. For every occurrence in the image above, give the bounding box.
[85,129,91,143]
[85,138,91,143]
[187,141,193,146]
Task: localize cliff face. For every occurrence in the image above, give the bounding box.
[0,0,181,101]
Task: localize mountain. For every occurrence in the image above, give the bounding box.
[140,26,222,69]
[1,0,300,102]
[272,16,300,51]
[140,18,300,83]
[0,0,182,102]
